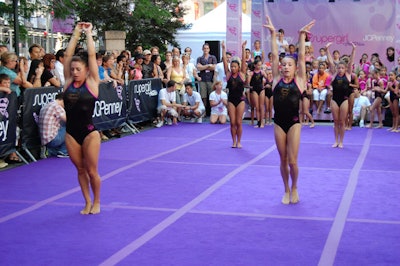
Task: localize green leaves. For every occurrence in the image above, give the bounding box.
[2,0,189,53]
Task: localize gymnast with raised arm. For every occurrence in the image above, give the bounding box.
[221,40,248,148]
[63,22,101,214]
[264,16,315,204]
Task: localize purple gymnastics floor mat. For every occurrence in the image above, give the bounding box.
[0,123,399,265]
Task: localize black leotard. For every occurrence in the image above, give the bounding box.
[331,74,350,107]
[250,71,264,95]
[372,79,384,99]
[227,74,245,107]
[264,79,273,99]
[389,82,399,102]
[64,82,97,145]
[301,90,311,100]
[273,79,301,133]
[348,74,357,98]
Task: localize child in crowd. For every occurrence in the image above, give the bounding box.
[358,70,368,96]
[393,57,400,76]
[304,45,314,63]
[366,69,386,128]
[0,73,12,168]
[386,71,399,132]
[252,40,265,63]
[209,81,228,124]
[264,68,274,125]
[286,44,298,61]
[316,47,327,62]
[0,73,11,94]
[358,53,370,76]
[131,54,143,80]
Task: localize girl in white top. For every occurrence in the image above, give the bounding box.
[209,81,228,124]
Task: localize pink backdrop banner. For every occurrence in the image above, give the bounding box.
[226,0,242,57]
[263,0,396,69]
[396,0,400,62]
[251,0,266,57]
[52,17,74,34]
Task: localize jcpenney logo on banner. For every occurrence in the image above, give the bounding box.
[363,34,394,42]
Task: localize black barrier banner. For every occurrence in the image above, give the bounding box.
[92,83,127,131]
[127,78,162,123]
[22,87,63,149]
[0,92,18,157]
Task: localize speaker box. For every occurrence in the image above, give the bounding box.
[205,40,221,62]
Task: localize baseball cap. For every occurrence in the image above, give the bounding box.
[143,50,151,55]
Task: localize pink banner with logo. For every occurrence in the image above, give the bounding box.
[263,0,396,69]
[226,0,242,57]
[251,0,266,58]
[396,0,400,63]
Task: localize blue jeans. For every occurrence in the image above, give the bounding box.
[47,126,68,157]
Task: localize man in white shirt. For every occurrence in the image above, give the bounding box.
[27,44,42,78]
[156,80,182,127]
[214,52,231,90]
[182,82,205,123]
[353,87,371,127]
[54,49,65,86]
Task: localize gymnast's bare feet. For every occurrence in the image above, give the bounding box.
[291,188,300,204]
[338,143,343,148]
[332,142,338,148]
[282,192,290,205]
[236,142,242,149]
[90,203,100,214]
[80,202,92,215]
[90,202,101,214]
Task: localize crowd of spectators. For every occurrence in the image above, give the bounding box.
[0,33,399,168]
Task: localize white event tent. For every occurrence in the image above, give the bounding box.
[174,1,251,61]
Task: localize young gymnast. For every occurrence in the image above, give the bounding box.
[264,16,315,204]
[221,40,247,148]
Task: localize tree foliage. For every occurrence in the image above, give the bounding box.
[53,0,190,53]
[0,0,47,41]
[0,0,189,52]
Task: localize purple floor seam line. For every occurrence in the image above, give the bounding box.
[99,145,277,266]
[318,129,373,266]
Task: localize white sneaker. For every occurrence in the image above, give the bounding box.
[0,159,8,168]
[197,117,202,123]
[56,152,69,158]
[155,121,164,128]
[190,118,196,123]
[167,118,173,125]
[359,120,364,128]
